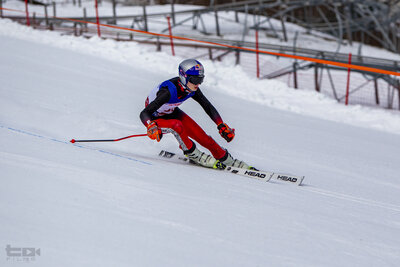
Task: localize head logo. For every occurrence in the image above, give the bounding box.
[244,170,266,179]
[277,175,297,183]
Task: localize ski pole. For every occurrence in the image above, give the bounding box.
[70,133,147,143]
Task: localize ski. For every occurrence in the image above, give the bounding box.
[158,150,304,185]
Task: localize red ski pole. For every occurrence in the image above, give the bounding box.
[70,133,147,143]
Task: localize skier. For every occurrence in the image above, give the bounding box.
[140,59,252,170]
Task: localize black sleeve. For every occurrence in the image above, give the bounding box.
[192,89,223,125]
[140,87,171,126]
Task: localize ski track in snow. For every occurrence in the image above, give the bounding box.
[0,123,151,166]
[3,119,399,215]
[303,186,400,213]
[4,122,399,215]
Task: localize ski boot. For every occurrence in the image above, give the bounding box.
[184,147,225,170]
[219,151,258,170]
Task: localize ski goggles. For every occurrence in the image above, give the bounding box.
[187,75,204,85]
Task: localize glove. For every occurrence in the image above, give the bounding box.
[217,122,235,142]
[147,121,162,142]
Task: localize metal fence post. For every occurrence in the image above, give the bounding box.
[391,24,398,53]
[214,7,221,36]
[235,49,240,65]
[345,4,352,46]
[52,1,56,18]
[143,4,148,32]
[156,36,161,52]
[281,15,288,42]
[32,12,36,28]
[171,0,176,26]
[112,0,117,25]
[374,78,380,105]
[233,0,239,22]
[44,5,49,27]
[315,63,320,92]
[83,7,88,32]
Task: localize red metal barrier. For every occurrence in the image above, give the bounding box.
[256,30,260,78]
[95,0,101,37]
[24,0,30,26]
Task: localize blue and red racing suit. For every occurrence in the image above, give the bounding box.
[140,77,227,160]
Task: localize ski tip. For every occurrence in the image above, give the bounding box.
[70,139,76,143]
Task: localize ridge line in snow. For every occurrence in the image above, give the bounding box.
[0,124,152,165]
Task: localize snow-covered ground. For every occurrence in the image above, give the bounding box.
[1,18,400,267]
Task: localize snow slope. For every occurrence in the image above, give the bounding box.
[1,19,400,267]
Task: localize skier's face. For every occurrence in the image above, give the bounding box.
[187,81,199,92]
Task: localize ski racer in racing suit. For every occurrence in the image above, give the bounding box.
[140,59,251,170]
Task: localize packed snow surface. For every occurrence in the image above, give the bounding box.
[1,19,400,267]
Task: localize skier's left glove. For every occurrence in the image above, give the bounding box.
[218,122,235,142]
[147,121,162,142]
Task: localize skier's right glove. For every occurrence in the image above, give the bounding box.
[147,121,162,142]
[218,122,235,142]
